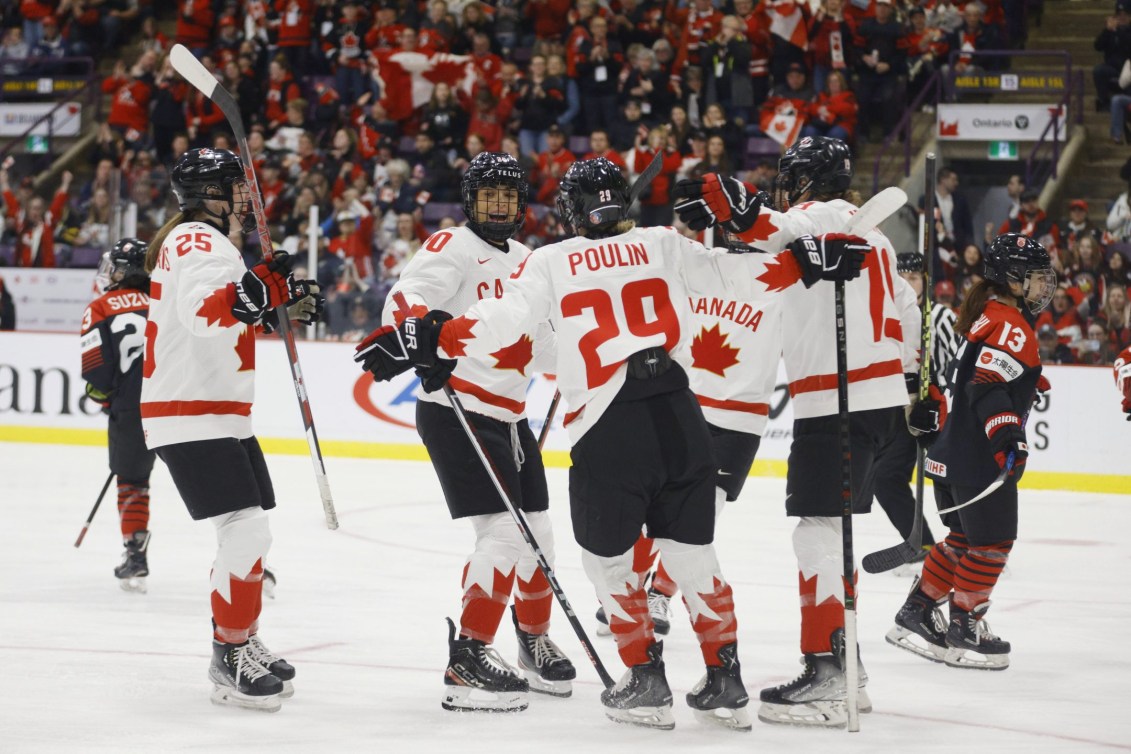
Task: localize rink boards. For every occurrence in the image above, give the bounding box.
[0,331,1126,493]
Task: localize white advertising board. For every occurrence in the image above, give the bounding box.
[0,268,97,332]
[0,332,1126,492]
[0,101,82,137]
[936,103,1067,142]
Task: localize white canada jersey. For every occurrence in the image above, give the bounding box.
[381,226,554,423]
[686,250,783,436]
[141,221,257,449]
[436,225,813,442]
[737,198,910,418]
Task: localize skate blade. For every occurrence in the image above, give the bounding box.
[210,685,282,712]
[521,669,572,698]
[442,685,528,712]
[692,706,752,732]
[118,577,147,594]
[757,700,848,728]
[943,647,1009,670]
[604,703,675,730]
[886,626,947,663]
[279,680,294,699]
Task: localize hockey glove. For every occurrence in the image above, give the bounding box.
[787,233,870,288]
[84,382,111,414]
[908,398,941,436]
[1033,374,1051,409]
[354,310,455,386]
[985,412,1028,481]
[231,251,304,326]
[263,282,326,333]
[672,174,768,233]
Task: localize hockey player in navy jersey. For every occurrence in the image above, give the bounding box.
[380,152,575,713]
[142,147,322,712]
[356,156,871,731]
[887,233,1055,671]
[81,238,157,592]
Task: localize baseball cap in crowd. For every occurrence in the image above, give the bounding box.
[934,280,956,300]
[1069,199,1088,211]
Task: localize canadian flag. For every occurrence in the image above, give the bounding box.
[760,101,805,147]
[769,0,808,51]
[939,120,959,137]
[372,50,477,121]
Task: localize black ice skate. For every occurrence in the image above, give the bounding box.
[601,641,675,730]
[113,530,150,593]
[886,576,948,663]
[758,631,871,728]
[442,617,529,712]
[209,640,284,712]
[944,600,1010,670]
[247,634,295,698]
[262,567,276,600]
[686,643,751,732]
[510,606,575,697]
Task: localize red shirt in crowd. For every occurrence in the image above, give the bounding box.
[672,6,723,84]
[584,149,626,170]
[265,74,301,128]
[102,76,153,134]
[277,0,314,48]
[533,147,576,204]
[19,0,54,20]
[3,188,69,268]
[188,90,227,138]
[1034,306,1084,346]
[526,0,573,40]
[807,90,858,140]
[175,0,215,48]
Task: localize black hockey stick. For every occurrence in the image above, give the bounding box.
[74,471,114,548]
[936,409,1030,515]
[441,385,615,689]
[863,153,937,575]
[626,148,664,209]
[170,44,338,530]
[834,279,861,733]
[537,390,560,451]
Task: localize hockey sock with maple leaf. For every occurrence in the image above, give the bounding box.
[513,512,554,635]
[583,548,656,666]
[210,508,271,644]
[794,516,853,654]
[459,513,522,643]
[656,539,736,666]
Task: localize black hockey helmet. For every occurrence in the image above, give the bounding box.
[774,136,853,209]
[557,157,630,237]
[984,232,1056,314]
[171,147,254,232]
[461,151,528,242]
[896,252,925,274]
[96,237,149,293]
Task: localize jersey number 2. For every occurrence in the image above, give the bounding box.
[111,312,146,374]
[561,278,679,389]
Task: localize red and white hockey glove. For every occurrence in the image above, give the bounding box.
[672,174,768,233]
[354,310,455,391]
[787,233,870,288]
[1032,374,1051,409]
[262,281,325,333]
[232,251,309,325]
[985,411,1028,480]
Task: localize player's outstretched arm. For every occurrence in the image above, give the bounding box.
[354,310,455,388]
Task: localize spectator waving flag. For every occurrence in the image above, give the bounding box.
[760,99,805,147]
[371,50,477,122]
[769,0,809,51]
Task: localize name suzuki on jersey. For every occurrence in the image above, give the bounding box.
[567,242,649,275]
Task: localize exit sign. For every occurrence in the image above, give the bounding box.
[25,135,48,154]
[988,141,1018,160]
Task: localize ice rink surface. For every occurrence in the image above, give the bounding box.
[2,440,1129,754]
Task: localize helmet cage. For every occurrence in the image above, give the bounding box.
[462,153,528,242]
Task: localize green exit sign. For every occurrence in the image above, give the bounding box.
[25,135,48,154]
[988,141,1018,160]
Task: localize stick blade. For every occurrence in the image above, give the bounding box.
[847,186,908,236]
[627,149,664,207]
[861,541,921,574]
[169,44,218,98]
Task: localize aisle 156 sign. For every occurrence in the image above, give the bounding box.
[937,104,1066,142]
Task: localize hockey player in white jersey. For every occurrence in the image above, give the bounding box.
[673,136,912,727]
[356,157,871,731]
[141,148,323,712]
[378,152,575,713]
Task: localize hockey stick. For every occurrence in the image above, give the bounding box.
[847,186,908,236]
[74,471,115,548]
[936,408,1030,515]
[537,390,560,451]
[627,148,664,209]
[862,156,937,575]
[170,44,338,530]
[442,385,615,689]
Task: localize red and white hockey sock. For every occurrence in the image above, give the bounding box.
[209,507,271,645]
[632,532,658,589]
[582,549,655,666]
[460,513,528,643]
[655,539,736,666]
[920,531,968,600]
[651,559,678,598]
[795,517,848,655]
[513,511,554,635]
[116,478,150,538]
[952,539,1012,611]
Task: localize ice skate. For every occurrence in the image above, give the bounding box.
[886,576,948,663]
[601,641,675,730]
[247,634,295,698]
[113,530,150,593]
[209,640,284,712]
[262,568,276,600]
[944,600,1010,670]
[758,633,871,728]
[646,585,672,636]
[442,618,529,712]
[686,643,751,732]
[511,606,575,697]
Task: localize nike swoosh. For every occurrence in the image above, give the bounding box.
[718,470,732,476]
[477,258,491,265]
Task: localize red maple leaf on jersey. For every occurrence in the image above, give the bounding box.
[690,324,740,377]
[392,302,429,325]
[197,284,238,328]
[439,315,477,357]
[235,325,256,372]
[490,335,534,375]
[755,254,803,293]
[739,211,780,243]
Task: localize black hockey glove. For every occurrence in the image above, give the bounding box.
[985,412,1028,481]
[262,282,325,333]
[354,310,455,387]
[787,233,870,288]
[231,251,307,325]
[672,174,769,233]
[908,398,941,436]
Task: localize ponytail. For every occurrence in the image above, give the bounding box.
[145,212,185,273]
[955,279,1012,335]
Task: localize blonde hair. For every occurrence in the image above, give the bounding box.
[145,212,185,273]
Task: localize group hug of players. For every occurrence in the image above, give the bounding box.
[79,136,1131,726]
